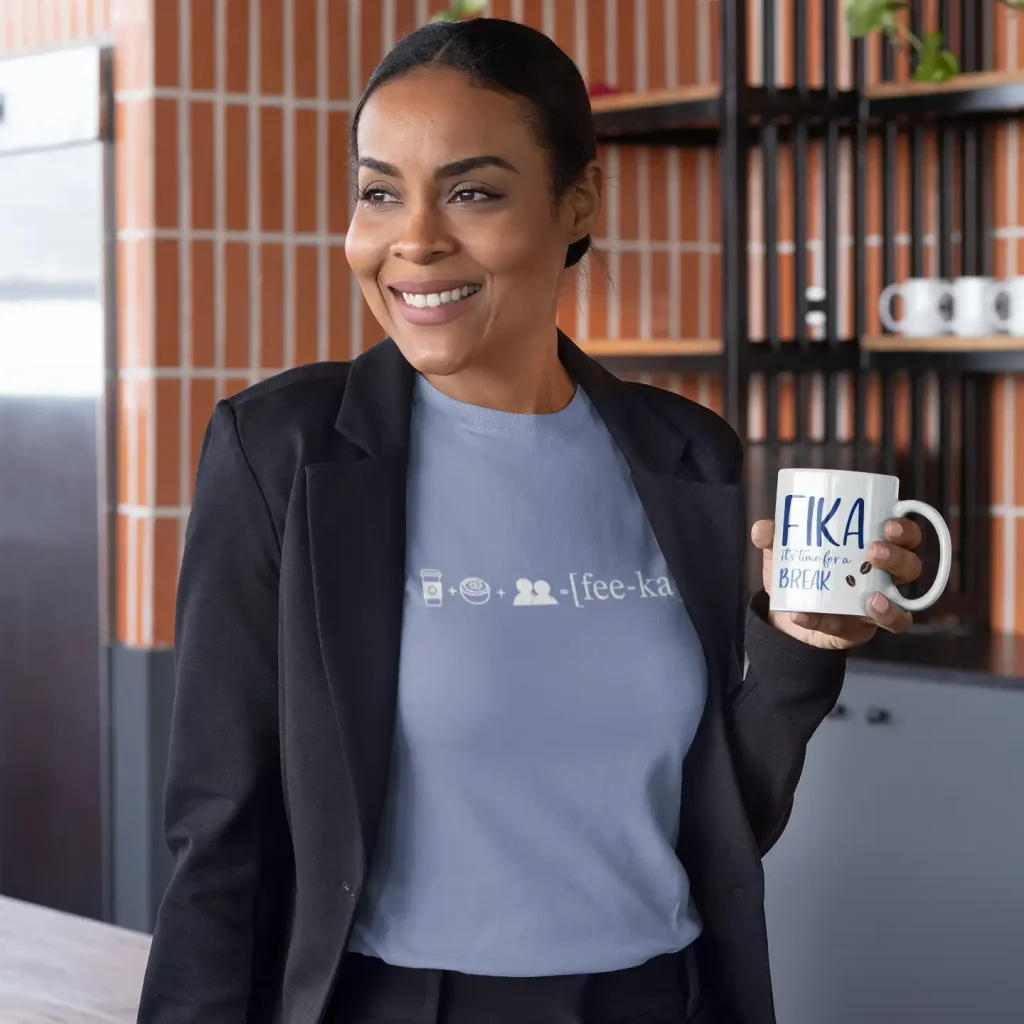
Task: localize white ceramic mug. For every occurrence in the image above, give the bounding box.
[769,468,953,617]
[947,275,994,336]
[986,276,1024,336]
[877,278,950,336]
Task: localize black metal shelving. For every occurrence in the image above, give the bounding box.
[588,0,1011,636]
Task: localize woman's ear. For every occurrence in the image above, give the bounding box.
[569,161,603,243]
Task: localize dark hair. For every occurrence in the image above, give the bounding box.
[350,18,597,269]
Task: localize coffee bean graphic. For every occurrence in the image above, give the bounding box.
[845,575,856,587]
[859,561,872,575]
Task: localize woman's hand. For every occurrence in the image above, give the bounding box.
[750,517,924,651]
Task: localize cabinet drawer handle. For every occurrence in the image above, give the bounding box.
[865,706,892,725]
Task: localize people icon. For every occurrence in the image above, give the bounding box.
[513,578,559,606]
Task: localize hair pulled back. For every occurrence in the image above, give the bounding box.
[350,18,597,269]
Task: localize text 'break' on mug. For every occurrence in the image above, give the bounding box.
[768,469,953,617]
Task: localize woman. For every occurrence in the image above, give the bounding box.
[138,18,924,1024]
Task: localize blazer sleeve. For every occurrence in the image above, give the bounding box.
[138,401,283,1024]
[729,591,846,855]
[716,423,847,857]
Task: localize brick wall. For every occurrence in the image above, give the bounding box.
[1,0,1021,642]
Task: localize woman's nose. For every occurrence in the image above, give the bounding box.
[390,202,455,264]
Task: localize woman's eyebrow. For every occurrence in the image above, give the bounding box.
[356,154,519,179]
[436,155,519,177]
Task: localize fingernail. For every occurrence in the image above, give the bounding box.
[886,521,903,539]
[873,543,889,560]
[870,592,890,613]
[792,612,811,626]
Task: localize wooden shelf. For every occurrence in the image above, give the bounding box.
[590,83,720,114]
[580,338,723,357]
[591,84,721,143]
[867,69,1024,118]
[866,68,1024,100]
[862,334,1024,372]
[862,334,1024,352]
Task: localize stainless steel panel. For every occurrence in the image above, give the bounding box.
[0,91,111,918]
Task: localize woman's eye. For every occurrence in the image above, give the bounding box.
[450,187,497,204]
[359,187,399,206]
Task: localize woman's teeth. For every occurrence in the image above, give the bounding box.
[400,284,481,308]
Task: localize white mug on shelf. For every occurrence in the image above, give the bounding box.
[986,276,1024,336]
[877,277,950,337]
[947,275,994,336]
[769,468,952,618]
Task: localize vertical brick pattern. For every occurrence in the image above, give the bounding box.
[986,4,1024,634]
[3,1,1023,640]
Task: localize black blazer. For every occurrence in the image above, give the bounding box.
[138,334,846,1024]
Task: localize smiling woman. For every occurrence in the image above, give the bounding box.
[344,20,600,410]
[136,18,920,1024]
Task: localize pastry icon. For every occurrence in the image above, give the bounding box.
[459,577,491,605]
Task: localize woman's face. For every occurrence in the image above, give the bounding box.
[345,67,600,379]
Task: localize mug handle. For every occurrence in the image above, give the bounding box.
[881,500,952,612]
[877,282,905,332]
[986,282,1009,328]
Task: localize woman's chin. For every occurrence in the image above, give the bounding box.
[391,333,480,378]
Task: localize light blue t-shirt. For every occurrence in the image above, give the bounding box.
[347,375,708,976]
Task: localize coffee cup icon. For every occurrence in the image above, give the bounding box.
[420,569,443,606]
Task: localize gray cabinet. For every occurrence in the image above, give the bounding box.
[763,668,1024,1024]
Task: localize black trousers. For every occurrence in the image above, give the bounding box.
[326,946,713,1024]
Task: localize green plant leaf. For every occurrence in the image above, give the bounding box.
[430,0,487,20]
[914,29,959,82]
[845,0,908,38]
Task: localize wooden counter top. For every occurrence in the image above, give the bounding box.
[0,896,150,1023]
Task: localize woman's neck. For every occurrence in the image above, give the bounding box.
[421,329,576,414]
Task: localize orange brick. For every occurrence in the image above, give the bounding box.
[154,239,181,367]
[260,243,286,369]
[261,0,285,94]
[326,0,350,100]
[190,102,216,231]
[152,0,180,88]
[191,0,216,90]
[154,377,182,508]
[294,0,318,98]
[192,241,216,367]
[225,0,250,93]
[225,104,249,232]
[328,247,352,361]
[294,109,319,234]
[152,517,181,647]
[188,378,218,501]
[261,106,285,233]
[224,242,251,369]
[294,246,320,366]
[619,251,641,339]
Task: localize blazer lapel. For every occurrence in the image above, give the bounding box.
[306,341,414,873]
[632,473,744,696]
[560,334,745,692]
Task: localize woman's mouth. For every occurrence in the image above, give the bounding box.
[387,282,483,326]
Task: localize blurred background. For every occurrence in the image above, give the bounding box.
[0,2,1022,1022]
